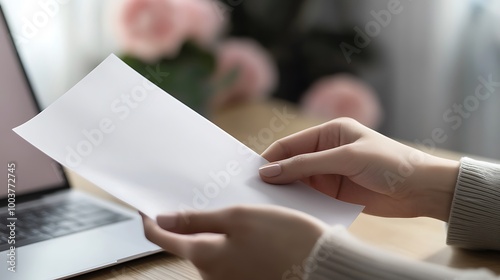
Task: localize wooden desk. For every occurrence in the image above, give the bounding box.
[71,100,500,279]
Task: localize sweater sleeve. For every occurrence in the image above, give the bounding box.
[304,157,500,280]
[447,157,500,250]
[303,226,498,280]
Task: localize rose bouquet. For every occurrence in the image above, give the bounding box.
[114,0,278,116]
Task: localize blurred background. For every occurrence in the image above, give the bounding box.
[1,0,499,159]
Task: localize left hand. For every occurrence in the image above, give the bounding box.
[141,205,327,280]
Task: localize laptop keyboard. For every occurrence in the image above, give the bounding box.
[0,199,131,251]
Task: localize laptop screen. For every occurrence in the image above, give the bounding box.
[0,8,66,202]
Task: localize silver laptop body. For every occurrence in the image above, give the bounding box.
[0,6,160,280]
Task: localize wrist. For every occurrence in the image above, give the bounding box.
[418,156,460,221]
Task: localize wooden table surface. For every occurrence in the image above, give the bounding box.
[70,100,500,279]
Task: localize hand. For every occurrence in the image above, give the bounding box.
[259,118,460,221]
[141,206,327,280]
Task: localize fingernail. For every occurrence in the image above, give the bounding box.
[259,163,282,177]
[157,213,178,229]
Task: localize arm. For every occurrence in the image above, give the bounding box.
[304,157,500,280]
[142,118,500,280]
[259,117,460,221]
[447,157,500,250]
[304,226,498,280]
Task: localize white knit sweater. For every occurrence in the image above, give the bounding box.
[305,157,500,280]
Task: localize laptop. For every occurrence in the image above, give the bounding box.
[0,6,160,280]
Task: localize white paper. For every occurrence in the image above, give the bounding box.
[14,54,363,225]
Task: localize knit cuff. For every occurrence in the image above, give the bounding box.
[303,226,474,280]
[447,157,500,250]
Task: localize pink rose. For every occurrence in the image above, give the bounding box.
[301,74,383,129]
[183,0,225,47]
[211,38,278,109]
[117,0,189,62]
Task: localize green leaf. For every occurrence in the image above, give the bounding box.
[120,42,217,115]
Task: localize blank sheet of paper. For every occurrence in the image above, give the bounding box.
[13,54,363,225]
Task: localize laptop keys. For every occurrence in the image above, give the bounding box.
[0,198,131,251]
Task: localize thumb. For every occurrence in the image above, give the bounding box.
[259,146,354,185]
[156,209,230,234]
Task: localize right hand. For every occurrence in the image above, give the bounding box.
[259,118,460,221]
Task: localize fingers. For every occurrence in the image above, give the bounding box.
[142,210,230,260]
[156,209,231,235]
[259,145,357,184]
[261,118,361,163]
[261,125,325,163]
[140,212,191,258]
